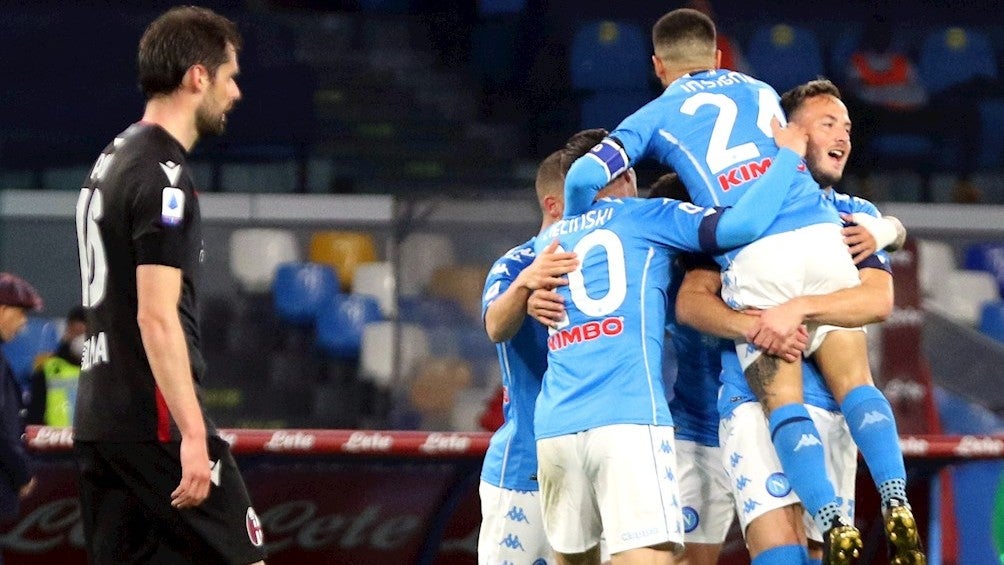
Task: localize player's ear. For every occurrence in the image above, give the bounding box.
[714,48,722,70]
[183,64,210,92]
[652,55,665,80]
[543,195,562,220]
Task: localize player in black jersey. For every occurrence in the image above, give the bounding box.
[73,7,265,564]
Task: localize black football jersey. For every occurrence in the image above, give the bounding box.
[74,122,215,441]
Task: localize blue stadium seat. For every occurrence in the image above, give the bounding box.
[272,262,340,326]
[919,27,998,96]
[1,316,61,391]
[570,20,649,91]
[579,89,654,131]
[978,301,1004,343]
[315,294,383,359]
[398,295,471,327]
[964,241,1004,294]
[746,23,824,93]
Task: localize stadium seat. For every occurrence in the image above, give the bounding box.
[229,228,300,293]
[399,232,456,296]
[916,238,957,298]
[427,264,491,322]
[570,20,649,91]
[271,262,340,326]
[927,269,1000,325]
[746,23,824,93]
[1,316,61,390]
[398,295,471,327]
[315,293,384,359]
[351,261,397,318]
[918,27,997,96]
[408,357,474,430]
[964,241,1004,295]
[359,321,430,388]
[308,230,379,291]
[978,301,1004,343]
[579,88,655,131]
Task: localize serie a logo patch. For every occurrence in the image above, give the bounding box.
[161,187,185,226]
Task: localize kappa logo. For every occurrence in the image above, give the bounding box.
[209,459,221,486]
[793,433,822,451]
[735,475,751,491]
[499,533,525,551]
[490,262,510,276]
[160,160,182,186]
[484,280,502,301]
[743,498,761,515]
[730,452,743,468]
[660,440,673,454]
[664,466,675,482]
[505,506,529,523]
[858,410,891,429]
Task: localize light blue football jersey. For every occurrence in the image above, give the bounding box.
[532,197,724,440]
[666,257,727,447]
[574,69,843,267]
[480,239,549,491]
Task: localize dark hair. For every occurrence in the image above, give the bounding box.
[66,305,87,324]
[780,78,841,118]
[648,172,691,202]
[560,128,608,175]
[652,8,716,59]
[138,6,242,98]
[535,150,564,202]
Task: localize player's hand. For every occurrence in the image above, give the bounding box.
[746,300,808,359]
[520,240,578,291]
[841,213,878,264]
[528,288,566,327]
[172,435,211,509]
[18,477,36,499]
[770,117,808,157]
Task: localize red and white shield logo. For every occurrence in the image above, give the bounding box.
[246,507,264,547]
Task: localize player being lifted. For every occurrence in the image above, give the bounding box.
[561,9,922,565]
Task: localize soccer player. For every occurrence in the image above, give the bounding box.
[478,148,579,565]
[534,114,808,565]
[73,8,266,564]
[561,9,915,559]
[679,79,919,565]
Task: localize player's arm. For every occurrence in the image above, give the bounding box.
[711,118,809,250]
[842,213,907,261]
[746,262,893,352]
[136,265,210,509]
[676,266,807,362]
[484,240,577,342]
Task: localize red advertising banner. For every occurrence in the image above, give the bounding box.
[5,427,1002,564]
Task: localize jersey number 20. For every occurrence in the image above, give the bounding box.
[76,188,107,308]
[562,229,627,317]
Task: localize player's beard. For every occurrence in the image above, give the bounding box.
[195,95,230,138]
[807,150,842,188]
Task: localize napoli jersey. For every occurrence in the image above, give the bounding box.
[532,197,724,440]
[718,191,893,418]
[666,257,727,447]
[480,239,549,492]
[610,69,840,264]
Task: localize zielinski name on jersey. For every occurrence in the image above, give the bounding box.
[80,332,110,370]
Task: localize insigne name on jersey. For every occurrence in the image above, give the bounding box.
[160,160,182,186]
[161,187,185,226]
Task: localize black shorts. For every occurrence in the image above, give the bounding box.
[74,436,266,565]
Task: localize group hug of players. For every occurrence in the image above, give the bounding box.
[476,8,924,565]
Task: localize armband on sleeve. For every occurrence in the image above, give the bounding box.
[585,138,629,181]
